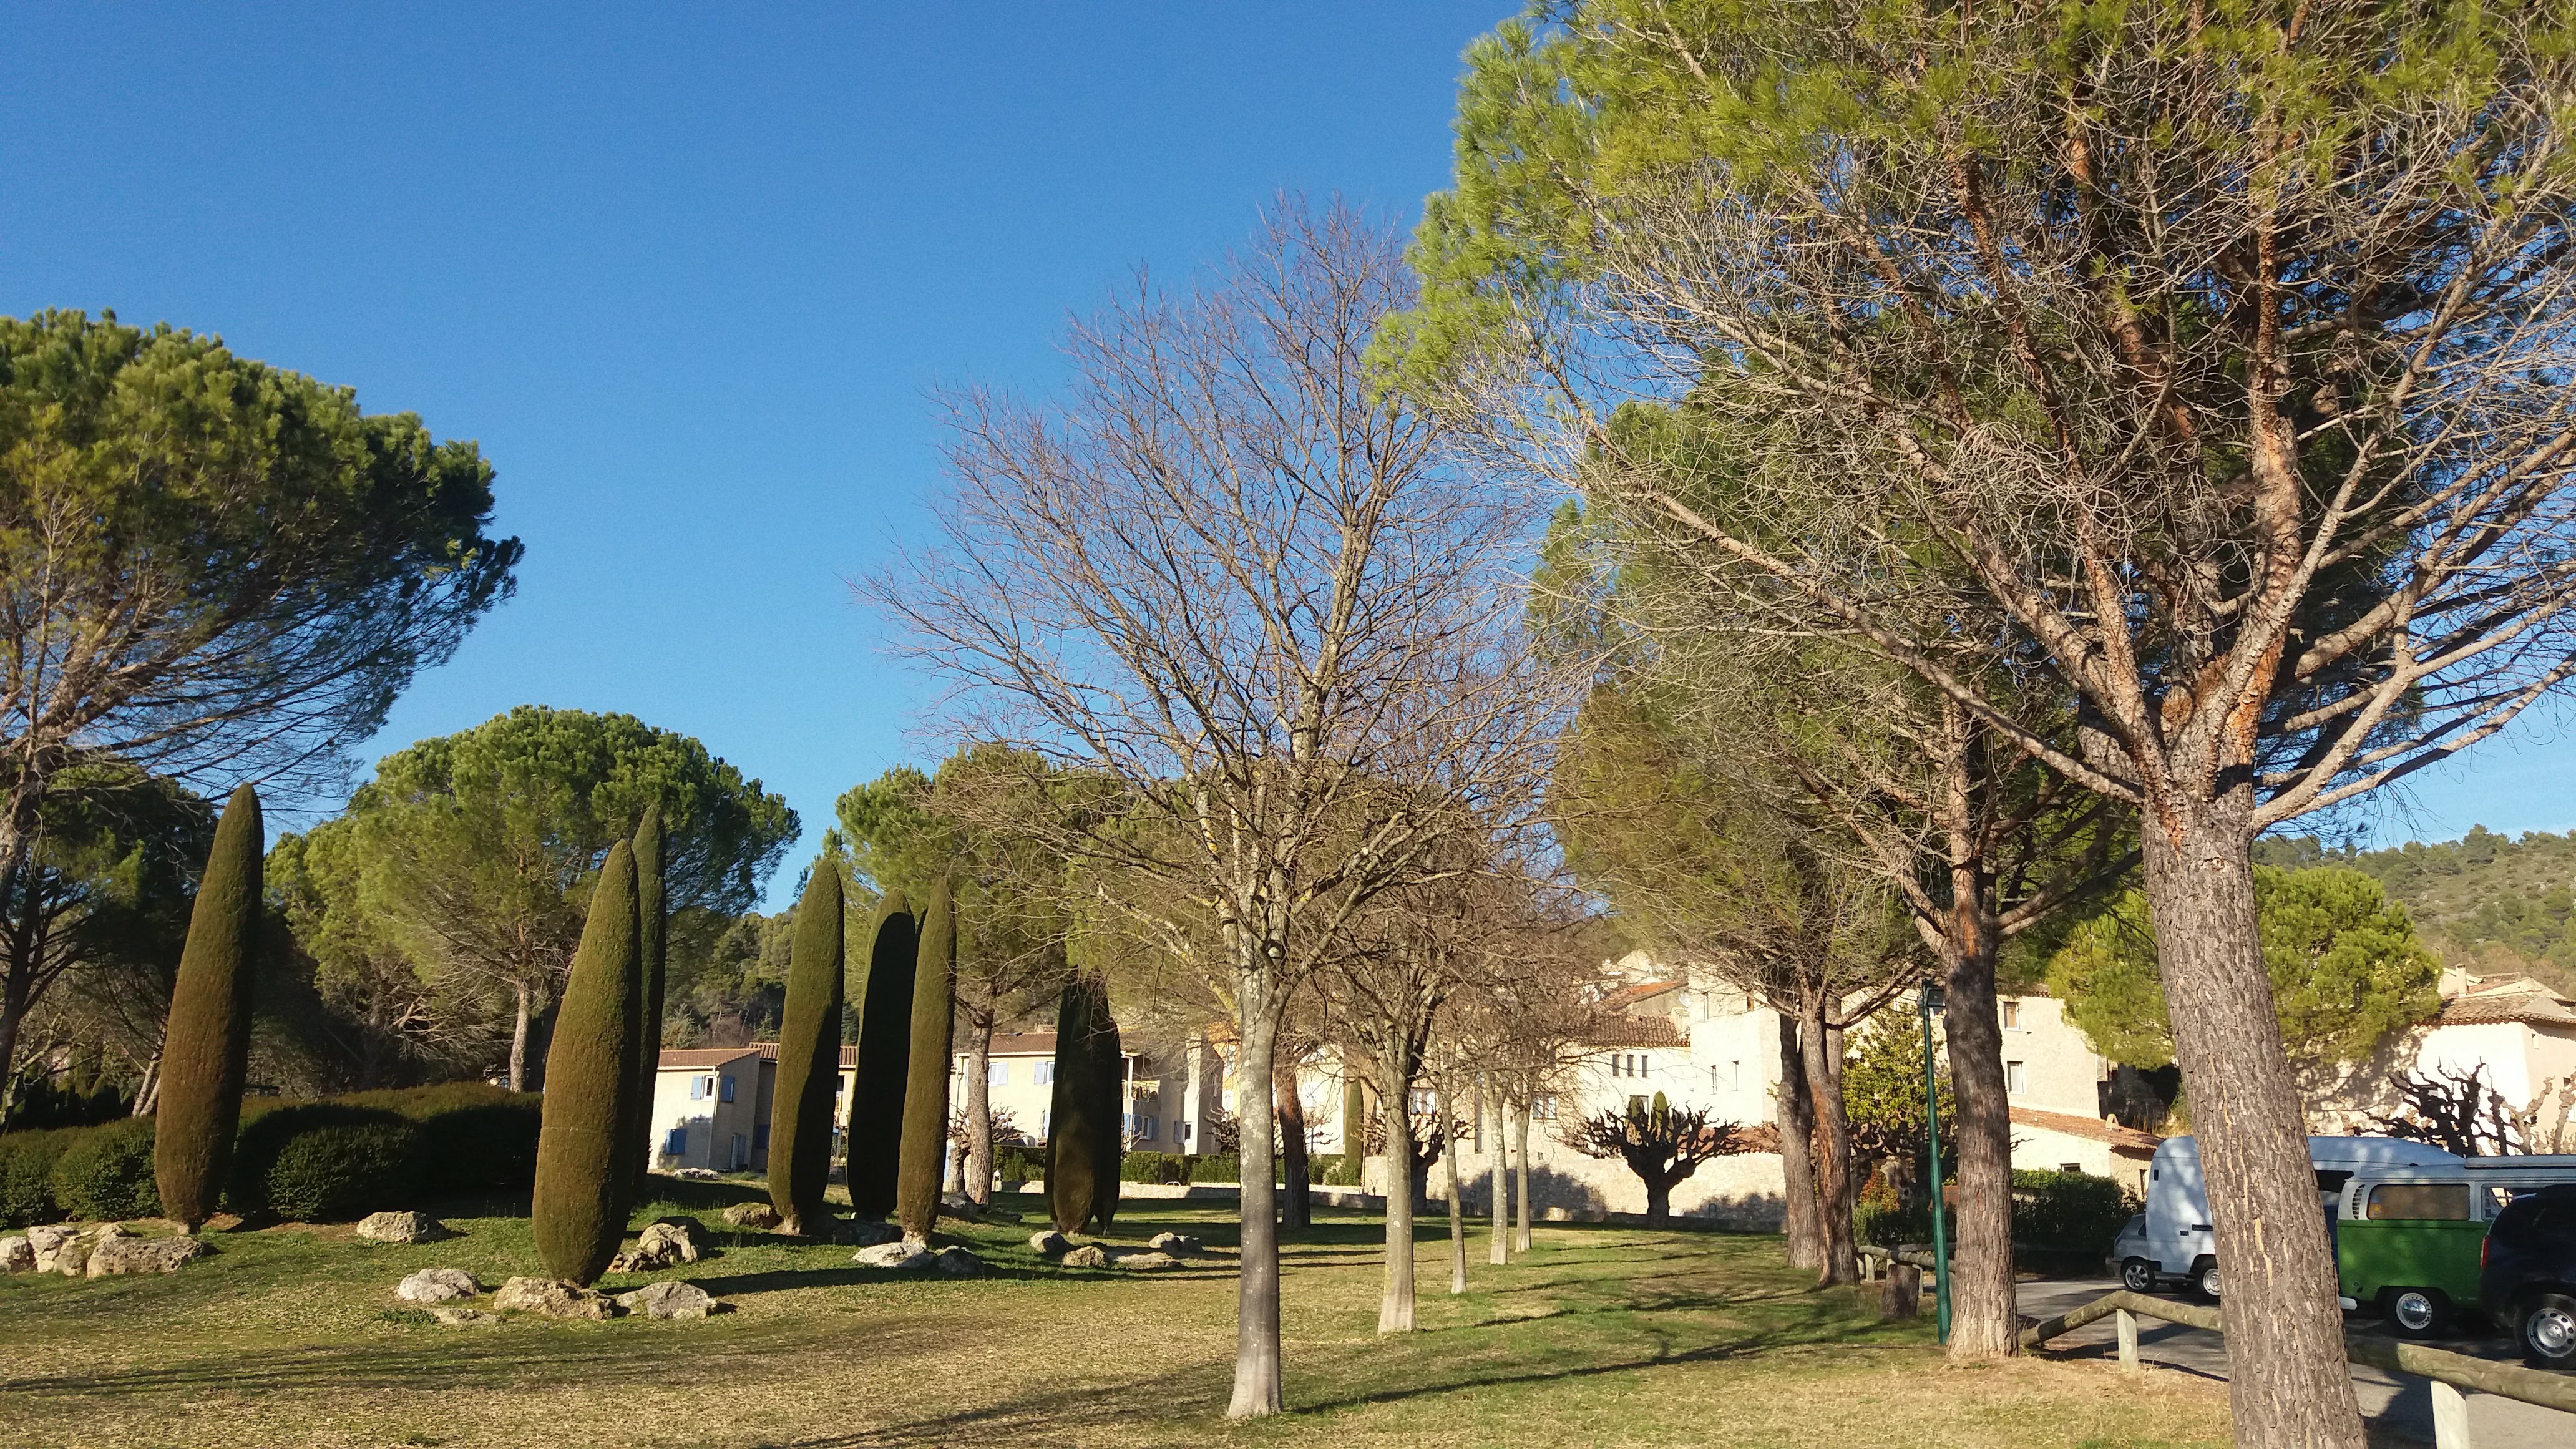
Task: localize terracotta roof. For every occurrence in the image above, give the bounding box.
[2439,977,2576,1028]
[1599,980,1684,1011]
[987,1032,1058,1056]
[656,1046,765,1070]
[1575,1015,1685,1048]
[2009,1104,2163,1157]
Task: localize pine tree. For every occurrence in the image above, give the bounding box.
[1046,971,1122,1234]
[768,859,846,1234]
[846,890,917,1218]
[619,805,668,1214]
[152,784,263,1231]
[532,841,641,1284]
[896,876,957,1241]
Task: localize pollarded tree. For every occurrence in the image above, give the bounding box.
[1398,8,2576,1440]
[531,839,640,1286]
[0,311,520,953]
[1565,1091,1749,1227]
[151,784,262,1231]
[846,890,917,1219]
[768,858,846,1236]
[896,876,957,1243]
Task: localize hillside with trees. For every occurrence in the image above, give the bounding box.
[2255,828,2576,997]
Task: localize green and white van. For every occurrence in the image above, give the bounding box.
[2334,1158,2576,1337]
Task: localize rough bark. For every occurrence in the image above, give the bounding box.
[1800,1000,1858,1284]
[1488,1078,1509,1264]
[508,981,534,1093]
[1227,1005,1285,1418]
[1377,1051,1417,1333]
[1776,1013,1823,1269]
[963,1002,993,1208]
[1277,1062,1311,1233]
[1440,1080,1468,1294]
[1644,1177,1672,1226]
[1941,881,2018,1359]
[2143,807,2364,1448]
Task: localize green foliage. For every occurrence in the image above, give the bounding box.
[2011,1169,2137,1252]
[622,805,668,1215]
[995,1144,1048,1183]
[324,1083,539,1194]
[896,877,958,1240]
[228,1105,425,1221]
[846,890,917,1219]
[154,784,263,1229]
[52,1116,160,1221]
[1852,1174,1930,1248]
[768,857,845,1234]
[1842,1017,1956,1171]
[530,841,640,1286]
[1046,972,1121,1231]
[1119,1151,1190,1185]
[2260,826,2576,995]
[0,1127,80,1226]
[2048,866,2442,1075]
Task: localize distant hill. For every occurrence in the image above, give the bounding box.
[2255,826,2576,996]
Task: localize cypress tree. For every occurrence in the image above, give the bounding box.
[532,841,641,1285]
[152,784,263,1231]
[845,890,917,1218]
[1046,971,1121,1234]
[895,876,956,1241]
[768,859,845,1234]
[619,806,668,1214]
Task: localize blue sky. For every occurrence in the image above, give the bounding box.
[4,2,2570,907]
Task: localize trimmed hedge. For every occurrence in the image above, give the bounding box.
[1120,1151,1189,1185]
[0,1128,83,1227]
[2012,1168,2137,1251]
[995,1145,1046,1183]
[229,1105,426,1221]
[52,1118,161,1221]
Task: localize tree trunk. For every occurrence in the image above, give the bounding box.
[1941,882,2018,1359]
[0,980,26,1123]
[1377,1053,1417,1334]
[130,1051,160,1117]
[1776,1013,1823,1269]
[1487,1078,1509,1264]
[2141,806,2364,1449]
[1513,1089,1533,1252]
[1645,1175,1671,1227]
[1800,999,1858,1284]
[1226,1001,1285,1418]
[1440,1080,1467,1294]
[1277,1060,1311,1234]
[964,1007,994,1207]
[509,980,534,1092]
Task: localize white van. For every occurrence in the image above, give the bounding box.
[2124,1135,2464,1299]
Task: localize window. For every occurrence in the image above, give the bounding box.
[2060,1162,2082,1174]
[1711,1061,1740,1092]
[2001,1000,2022,1030]
[754,1121,771,1150]
[1530,1094,1558,1121]
[2368,1183,2470,1221]
[1409,1087,1436,1116]
[1611,1053,1650,1078]
[1035,1060,1055,1086]
[663,1128,688,1156]
[2005,1061,2027,1095]
[1173,1120,1192,1143]
[990,1060,1009,1087]
[688,1076,705,1101]
[719,1074,736,1104]
[729,1133,748,1169]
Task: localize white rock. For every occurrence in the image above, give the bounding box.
[26,1224,84,1276]
[841,1218,901,1247]
[394,1267,482,1303]
[852,1240,932,1271]
[609,1217,708,1271]
[85,1234,204,1277]
[492,1276,620,1320]
[614,1279,719,1319]
[932,1247,984,1277]
[1028,1230,1071,1255]
[1060,1244,1110,1269]
[0,1236,32,1273]
[1110,1251,1178,1272]
[1147,1232,1200,1257]
[721,1201,781,1229]
[354,1211,444,1244]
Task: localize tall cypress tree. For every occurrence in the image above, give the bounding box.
[1086,987,1124,1231]
[846,890,917,1218]
[768,859,845,1235]
[620,805,668,1214]
[895,876,956,1242]
[1046,971,1122,1234]
[152,784,263,1231]
[532,841,641,1285]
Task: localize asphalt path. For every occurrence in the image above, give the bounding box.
[2016,1277,2576,1447]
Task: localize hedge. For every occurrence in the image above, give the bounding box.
[229,1105,426,1221]
[52,1118,161,1221]
[995,1145,1046,1183]
[0,1128,84,1227]
[1120,1151,1189,1185]
[2012,1168,2136,1251]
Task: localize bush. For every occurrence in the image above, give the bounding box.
[230,1105,426,1221]
[1189,1154,1240,1184]
[0,1128,80,1226]
[995,1145,1046,1183]
[2012,1168,2135,1251]
[1119,1151,1189,1184]
[1310,1153,1363,1187]
[51,1118,160,1221]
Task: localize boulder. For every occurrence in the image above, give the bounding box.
[841,1218,902,1247]
[0,1236,32,1273]
[852,1240,932,1271]
[428,1305,501,1326]
[721,1201,781,1230]
[394,1267,482,1304]
[608,1218,710,1272]
[26,1224,85,1276]
[1147,1232,1201,1257]
[354,1211,445,1245]
[614,1280,721,1319]
[492,1276,621,1320]
[86,1233,205,1277]
[1060,1244,1110,1269]
[932,1247,984,1277]
[1110,1251,1178,1272]
[675,1167,719,1180]
[1027,1230,1071,1256]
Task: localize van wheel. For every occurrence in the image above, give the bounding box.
[2521,1292,2576,1369]
[2120,1259,2157,1294]
[2383,1288,2451,1339]
[2194,1261,2221,1301]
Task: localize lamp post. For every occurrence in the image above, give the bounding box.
[1919,980,1951,1344]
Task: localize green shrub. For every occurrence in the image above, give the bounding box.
[995,1145,1046,1183]
[2012,1168,2136,1251]
[1119,1151,1189,1184]
[51,1118,160,1221]
[1189,1153,1240,1184]
[1312,1153,1363,1187]
[0,1128,79,1226]
[228,1105,426,1221]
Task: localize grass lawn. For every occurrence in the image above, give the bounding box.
[0,1181,2229,1449]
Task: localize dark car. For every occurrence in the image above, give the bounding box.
[2479,1183,2576,1368]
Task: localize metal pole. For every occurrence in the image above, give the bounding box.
[1922,985,1951,1345]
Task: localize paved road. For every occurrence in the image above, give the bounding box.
[2017,1278,2576,1446]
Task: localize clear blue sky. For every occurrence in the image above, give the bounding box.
[2,2,2569,907]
